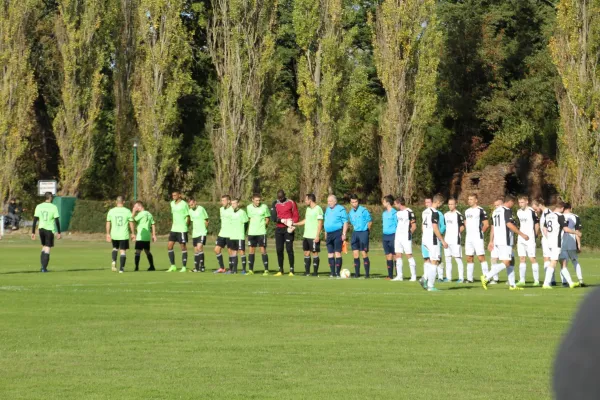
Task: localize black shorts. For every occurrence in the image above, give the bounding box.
[216,236,228,248]
[112,239,130,250]
[193,236,207,247]
[382,234,395,255]
[135,241,150,251]
[248,235,267,248]
[227,239,246,251]
[302,238,321,253]
[275,227,295,242]
[39,229,55,248]
[351,231,370,252]
[168,232,188,244]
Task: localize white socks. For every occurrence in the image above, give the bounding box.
[445,257,453,281]
[481,261,489,276]
[574,261,583,282]
[543,266,554,286]
[532,263,539,283]
[561,267,573,285]
[409,257,417,280]
[507,265,516,287]
[486,263,506,280]
[456,258,464,281]
[519,263,526,282]
[428,264,438,288]
[423,262,431,281]
[396,258,403,277]
[437,265,444,280]
[467,263,474,281]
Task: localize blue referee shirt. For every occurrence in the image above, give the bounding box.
[382,209,397,235]
[349,206,372,232]
[324,204,348,233]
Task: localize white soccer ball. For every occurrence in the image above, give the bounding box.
[340,268,351,279]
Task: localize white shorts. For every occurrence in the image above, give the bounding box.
[424,243,441,261]
[465,238,485,256]
[560,249,578,262]
[495,245,513,261]
[549,247,562,261]
[517,241,536,258]
[444,244,462,258]
[541,237,551,258]
[394,237,413,254]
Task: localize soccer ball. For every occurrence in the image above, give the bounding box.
[340,269,351,279]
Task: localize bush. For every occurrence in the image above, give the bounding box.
[69,200,600,248]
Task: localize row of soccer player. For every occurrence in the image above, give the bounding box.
[30,191,584,289]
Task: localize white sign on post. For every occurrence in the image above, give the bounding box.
[38,180,57,196]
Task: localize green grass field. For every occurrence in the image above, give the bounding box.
[0,234,596,399]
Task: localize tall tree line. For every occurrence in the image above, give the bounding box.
[0,0,598,205]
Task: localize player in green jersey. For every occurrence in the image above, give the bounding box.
[106,196,135,273]
[214,195,233,273]
[31,192,61,272]
[130,201,157,271]
[188,197,209,272]
[167,191,190,272]
[292,194,324,276]
[227,198,249,274]
[246,193,271,275]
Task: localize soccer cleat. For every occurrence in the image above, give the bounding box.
[481,275,489,290]
[289,272,294,277]
[385,277,391,281]
[192,268,200,272]
[562,283,569,288]
[274,272,283,277]
[214,268,226,274]
[119,270,124,274]
[409,277,417,282]
[455,279,463,283]
[392,276,403,281]
[179,267,187,273]
[167,266,177,272]
[489,280,498,285]
[111,262,117,272]
[580,282,587,287]
[509,286,524,291]
[428,287,440,292]
[134,267,139,272]
[263,270,269,276]
[303,272,311,277]
[551,281,557,286]
[247,270,254,275]
[420,279,428,290]
[225,270,233,274]
[441,278,450,283]
[569,282,580,289]
[516,281,526,287]
[41,268,49,273]
[147,266,156,271]
[241,270,247,275]
[542,285,553,289]
[466,280,474,283]
[200,267,205,272]
[532,281,540,287]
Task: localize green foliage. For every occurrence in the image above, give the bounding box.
[0,0,39,202]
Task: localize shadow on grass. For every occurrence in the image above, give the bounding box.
[0,268,107,275]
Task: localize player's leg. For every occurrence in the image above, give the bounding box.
[135,248,142,271]
[426,246,440,290]
[569,251,584,286]
[303,238,312,276]
[193,240,201,272]
[482,248,510,288]
[118,241,128,273]
[351,232,360,278]
[465,241,475,283]
[559,253,578,288]
[311,239,321,277]
[260,235,269,274]
[111,239,118,272]
[444,247,453,282]
[478,254,490,279]
[239,241,247,274]
[333,233,343,277]
[285,231,295,276]
[437,245,444,281]
[360,250,368,279]
[248,237,256,273]
[179,237,188,272]
[214,236,227,273]
[543,249,561,288]
[275,229,285,275]
[406,254,417,281]
[167,232,177,271]
[144,247,155,271]
[529,244,539,286]
[393,235,403,281]
[518,242,527,285]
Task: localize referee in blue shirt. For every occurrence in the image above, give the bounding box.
[348,194,372,278]
[382,195,398,279]
[324,195,349,277]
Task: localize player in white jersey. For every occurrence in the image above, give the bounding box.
[516,195,540,286]
[393,197,417,281]
[443,198,465,282]
[420,194,448,292]
[560,203,585,287]
[488,197,504,284]
[541,201,581,289]
[532,198,554,284]
[464,194,490,283]
[481,195,529,290]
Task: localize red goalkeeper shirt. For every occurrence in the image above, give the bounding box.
[270,198,300,228]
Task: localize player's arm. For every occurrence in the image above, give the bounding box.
[367,221,373,231]
[129,220,136,241]
[488,224,495,251]
[533,211,540,237]
[151,223,157,242]
[410,212,417,234]
[507,221,528,240]
[105,220,112,242]
[481,209,489,233]
[270,201,280,223]
[31,216,38,239]
[315,219,323,243]
[459,215,465,233]
[432,222,447,248]
[55,217,62,240]
[293,218,306,226]
[292,201,300,223]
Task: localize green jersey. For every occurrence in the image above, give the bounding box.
[107,207,133,240]
[189,205,209,238]
[132,210,154,242]
[34,202,60,233]
[229,208,249,240]
[218,206,234,238]
[246,203,270,236]
[170,200,190,233]
[303,204,324,239]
